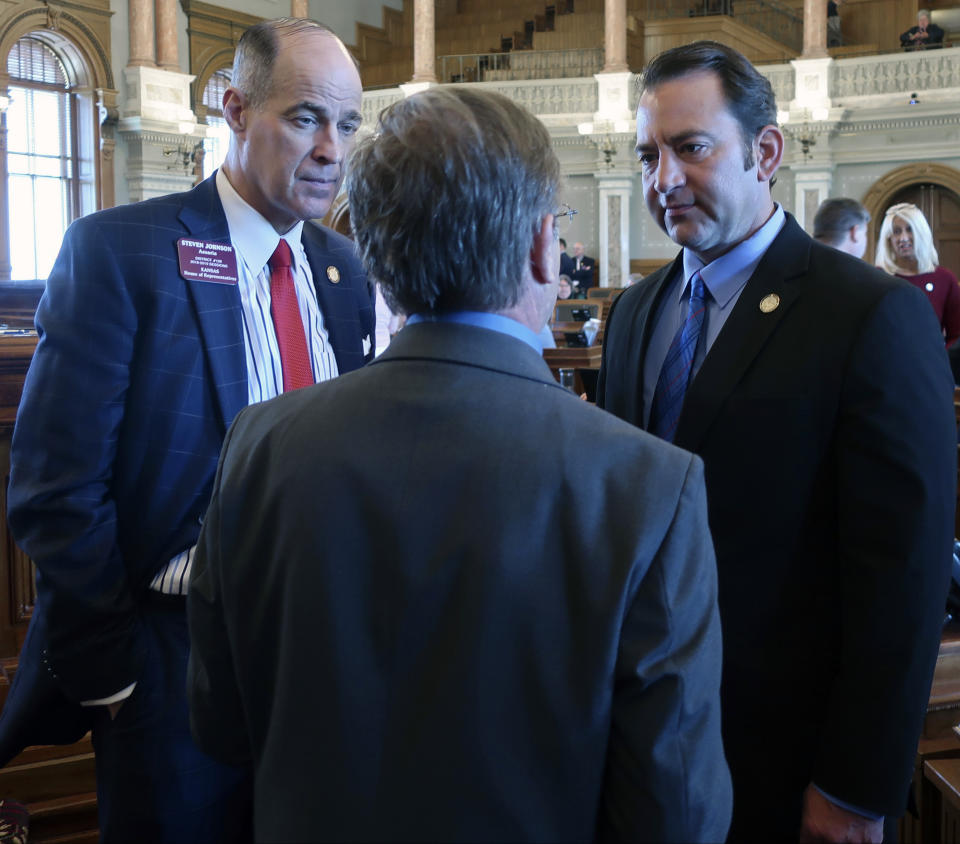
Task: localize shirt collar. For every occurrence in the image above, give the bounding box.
[680,204,786,309]
[215,168,305,275]
[406,310,544,353]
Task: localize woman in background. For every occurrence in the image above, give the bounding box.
[876,202,960,346]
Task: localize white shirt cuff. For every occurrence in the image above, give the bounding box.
[80,682,136,707]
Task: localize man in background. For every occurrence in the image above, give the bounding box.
[812,197,870,258]
[2,18,373,840]
[559,236,575,277]
[901,9,945,49]
[598,41,954,842]
[570,240,597,292]
[188,86,732,843]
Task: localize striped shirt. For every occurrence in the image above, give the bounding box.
[149,168,339,595]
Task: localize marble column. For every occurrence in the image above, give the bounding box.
[793,168,833,233]
[0,84,11,280]
[802,0,828,58]
[596,174,633,287]
[291,0,308,18]
[603,0,629,73]
[128,0,156,67]
[411,0,437,84]
[97,88,119,210]
[155,0,179,71]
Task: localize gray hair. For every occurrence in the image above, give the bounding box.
[875,202,939,274]
[812,198,870,246]
[231,18,339,108]
[347,87,560,314]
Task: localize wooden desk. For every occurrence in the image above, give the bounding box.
[543,346,601,399]
[0,332,100,842]
[923,758,960,843]
[929,626,960,740]
[902,627,960,843]
[543,346,601,372]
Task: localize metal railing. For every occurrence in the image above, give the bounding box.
[644,0,801,52]
[736,0,803,53]
[438,47,604,84]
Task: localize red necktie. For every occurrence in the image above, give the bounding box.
[268,239,313,392]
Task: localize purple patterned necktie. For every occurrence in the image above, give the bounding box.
[649,271,707,442]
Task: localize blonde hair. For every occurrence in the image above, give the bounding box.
[874,202,938,275]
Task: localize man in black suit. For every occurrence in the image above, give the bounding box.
[598,41,955,842]
[570,241,597,292]
[901,9,945,49]
[812,197,870,258]
[188,85,732,843]
[559,236,575,277]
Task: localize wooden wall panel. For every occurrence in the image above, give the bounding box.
[642,16,796,64]
[839,0,917,53]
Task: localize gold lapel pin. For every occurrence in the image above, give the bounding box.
[327,266,341,284]
[759,293,780,313]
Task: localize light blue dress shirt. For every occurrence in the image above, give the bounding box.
[641,205,786,427]
[407,310,544,352]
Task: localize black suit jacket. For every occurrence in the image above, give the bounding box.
[598,215,956,832]
[188,320,733,843]
[571,254,597,290]
[900,22,945,47]
[0,175,374,765]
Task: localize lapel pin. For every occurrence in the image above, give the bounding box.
[759,293,780,313]
[327,266,341,284]
[925,282,934,292]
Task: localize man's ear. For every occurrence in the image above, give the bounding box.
[755,124,784,184]
[222,87,248,134]
[530,214,558,287]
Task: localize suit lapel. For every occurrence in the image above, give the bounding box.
[674,215,811,451]
[177,177,248,433]
[625,255,683,426]
[302,225,361,370]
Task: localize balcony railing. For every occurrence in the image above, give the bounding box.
[438,48,604,84]
[643,0,802,53]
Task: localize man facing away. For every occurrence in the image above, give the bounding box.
[187,86,732,843]
[597,41,955,843]
[2,18,374,841]
[812,197,870,258]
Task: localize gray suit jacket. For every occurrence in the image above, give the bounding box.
[188,320,732,843]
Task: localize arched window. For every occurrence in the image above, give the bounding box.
[201,68,231,180]
[5,35,91,281]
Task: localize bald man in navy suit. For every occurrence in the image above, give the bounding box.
[1,19,373,841]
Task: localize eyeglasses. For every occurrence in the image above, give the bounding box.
[554,203,579,232]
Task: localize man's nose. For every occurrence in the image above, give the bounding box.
[312,124,341,163]
[654,151,684,194]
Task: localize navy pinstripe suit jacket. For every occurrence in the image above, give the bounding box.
[0,174,374,761]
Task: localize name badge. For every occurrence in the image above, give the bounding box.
[177,238,239,284]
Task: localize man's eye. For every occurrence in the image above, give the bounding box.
[340,122,360,136]
[293,115,318,128]
[637,152,657,166]
[680,143,707,157]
